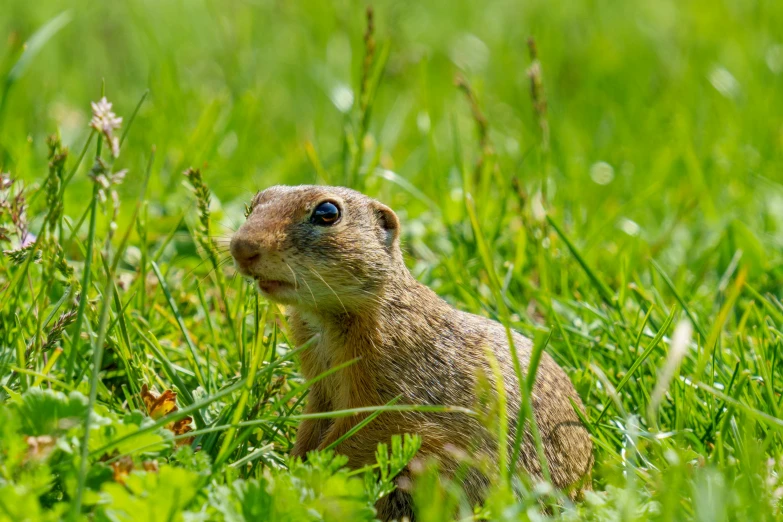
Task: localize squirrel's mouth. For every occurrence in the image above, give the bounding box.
[255,278,294,295]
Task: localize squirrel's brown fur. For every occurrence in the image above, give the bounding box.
[230,185,593,520]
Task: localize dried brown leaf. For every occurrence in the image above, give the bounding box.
[139,384,195,447]
[110,455,134,484]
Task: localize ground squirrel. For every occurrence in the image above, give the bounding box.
[230,185,593,519]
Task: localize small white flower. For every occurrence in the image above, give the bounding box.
[90,167,127,205]
[111,169,127,185]
[94,174,110,190]
[90,97,122,133]
[89,97,123,157]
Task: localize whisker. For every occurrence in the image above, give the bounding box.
[190,254,235,292]
[182,255,217,280]
[283,261,299,290]
[344,270,386,306]
[217,219,241,235]
[353,289,385,306]
[291,265,318,310]
[306,266,347,314]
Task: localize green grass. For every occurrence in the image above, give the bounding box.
[1,0,782,520]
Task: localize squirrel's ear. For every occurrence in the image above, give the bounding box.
[373,202,400,249]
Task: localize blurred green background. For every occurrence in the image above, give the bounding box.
[1,0,781,282]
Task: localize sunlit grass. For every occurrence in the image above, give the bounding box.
[1,0,782,520]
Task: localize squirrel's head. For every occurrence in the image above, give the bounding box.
[230,185,402,311]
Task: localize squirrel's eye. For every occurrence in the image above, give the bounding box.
[311,201,341,226]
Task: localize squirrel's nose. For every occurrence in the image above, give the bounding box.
[230,236,261,267]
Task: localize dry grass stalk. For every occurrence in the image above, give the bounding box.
[527,37,549,151]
